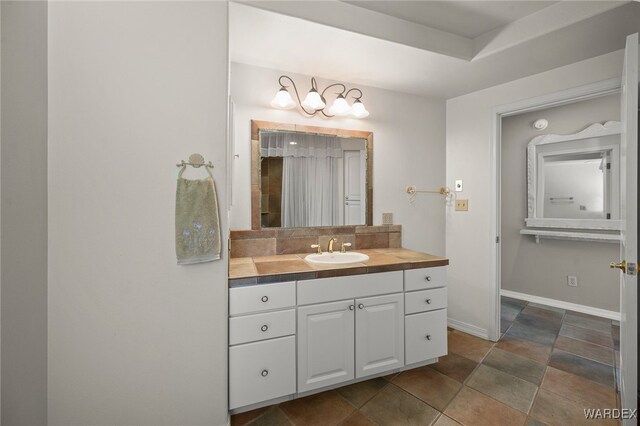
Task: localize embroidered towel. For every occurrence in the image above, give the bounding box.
[175,166,221,264]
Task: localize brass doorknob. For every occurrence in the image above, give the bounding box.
[610,260,627,273]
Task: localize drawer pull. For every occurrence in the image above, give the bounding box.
[261,296,269,303]
[425,276,432,281]
[425,335,432,340]
[425,299,432,304]
[349,304,355,311]
[260,369,269,377]
[358,303,364,310]
[260,324,268,332]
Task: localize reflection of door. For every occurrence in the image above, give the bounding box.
[344,150,363,225]
[617,33,638,424]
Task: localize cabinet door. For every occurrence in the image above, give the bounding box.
[355,293,404,378]
[298,300,355,393]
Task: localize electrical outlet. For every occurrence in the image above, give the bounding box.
[455,199,468,211]
[567,276,578,287]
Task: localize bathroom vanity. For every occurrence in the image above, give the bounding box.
[228,248,448,413]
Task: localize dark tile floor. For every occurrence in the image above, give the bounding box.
[232,297,621,426]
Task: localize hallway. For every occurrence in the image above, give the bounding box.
[232,297,620,425]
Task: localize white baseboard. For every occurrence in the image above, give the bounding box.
[448,318,490,340]
[501,289,621,321]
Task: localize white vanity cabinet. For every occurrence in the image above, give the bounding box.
[403,267,448,365]
[228,265,448,413]
[296,271,405,392]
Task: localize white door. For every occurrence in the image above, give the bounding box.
[355,293,404,378]
[616,32,638,424]
[297,300,355,392]
[344,150,363,225]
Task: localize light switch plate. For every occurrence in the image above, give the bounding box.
[455,199,468,211]
[455,179,463,192]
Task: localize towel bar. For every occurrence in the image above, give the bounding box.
[177,153,214,169]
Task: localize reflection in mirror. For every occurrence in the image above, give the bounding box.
[542,151,610,219]
[260,131,366,228]
[250,121,373,230]
[525,121,621,230]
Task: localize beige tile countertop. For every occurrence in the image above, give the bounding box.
[229,248,448,286]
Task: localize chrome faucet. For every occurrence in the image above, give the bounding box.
[327,237,337,253]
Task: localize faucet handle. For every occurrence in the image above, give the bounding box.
[341,242,352,253]
[310,244,322,254]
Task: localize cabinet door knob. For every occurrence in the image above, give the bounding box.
[261,296,269,303]
[349,305,355,311]
[261,369,269,377]
[425,276,432,281]
[426,299,432,304]
[358,303,364,310]
[260,324,268,332]
[425,335,432,340]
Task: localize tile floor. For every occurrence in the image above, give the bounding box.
[231,297,621,426]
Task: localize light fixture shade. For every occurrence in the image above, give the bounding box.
[351,99,369,118]
[329,95,351,116]
[270,87,296,110]
[301,88,326,110]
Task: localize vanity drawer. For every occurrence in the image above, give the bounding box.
[405,287,447,315]
[404,267,446,292]
[229,335,296,410]
[229,281,296,316]
[405,309,447,365]
[229,309,296,345]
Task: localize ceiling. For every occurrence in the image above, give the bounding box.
[230,1,640,99]
[344,1,558,39]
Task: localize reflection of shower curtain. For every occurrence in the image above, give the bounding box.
[282,157,340,227]
[261,131,343,227]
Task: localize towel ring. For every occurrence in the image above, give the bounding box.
[177,153,214,169]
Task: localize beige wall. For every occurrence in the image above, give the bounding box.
[446,50,624,337]
[1,2,48,424]
[48,3,229,425]
[230,62,447,255]
[501,94,620,311]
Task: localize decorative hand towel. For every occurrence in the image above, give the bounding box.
[175,166,221,264]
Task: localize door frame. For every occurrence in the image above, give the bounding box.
[488,77,621,341]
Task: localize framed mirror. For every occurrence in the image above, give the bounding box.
[251,120,373,230]
[525,121,621,230]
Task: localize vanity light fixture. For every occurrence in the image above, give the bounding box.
[270,75,369,118]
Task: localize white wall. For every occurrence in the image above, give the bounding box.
[446,50,624,336]
[1,2,48,424]
[501,95,620,312]
[230,62,446,254]
[48,3,229,425]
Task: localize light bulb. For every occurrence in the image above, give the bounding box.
[270,87,296,110]
[301,88,326,110]
[329,95,351,116]
[351,99,369,118]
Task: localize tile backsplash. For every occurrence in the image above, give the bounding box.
[229,225,401,258]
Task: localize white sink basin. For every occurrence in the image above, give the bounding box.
[304,252,369,265]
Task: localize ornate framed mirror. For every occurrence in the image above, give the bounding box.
[525,120,621,231]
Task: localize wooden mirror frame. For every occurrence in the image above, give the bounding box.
[251,120,373,230]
